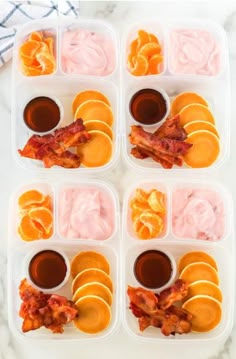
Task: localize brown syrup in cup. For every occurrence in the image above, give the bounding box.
[23,96,61,133]
[134,250,173,289]
[29,250,67,289]
[129,89,168,125]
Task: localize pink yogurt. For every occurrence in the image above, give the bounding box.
[61,29,116,76]
[169,29,221,76]
[172,188,225,241]
[58,187,115,240]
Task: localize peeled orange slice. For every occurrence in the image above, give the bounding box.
[134,188,150,204]
[70,251,110,279]
[140,211,164,237]
[130,198,150,212]
[186,280,223,303]
[77,130,112,167]
[179,262,219,285]
[74,100,113,126]
[171,92,208,116]
[148,190,166,214]
[72,282,112,306]
[130,55,149,76]
[18,214,43,241]
[72,268,113,294]
[29,31,43,42]
[178,251,218,274]
[28,206,53,234]
[36,52,56,75]
[139,42,161,58]
[18,190,44,209]
[182,295,222,332]
[73,295,111,334]
[148,54,163,74]
[184,130,220,168]
[72,90,111,115]
[184,121,219,138]
[84,120,113,139]
[149,33,159,43]
[137,30,150,49]
[19,40,41,59]
[179,104,215,127]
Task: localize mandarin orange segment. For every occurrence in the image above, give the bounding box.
[148,54,163,74]
[18,190,44,209]
[130,187,166,239]
[127,30,163,76]
[19,40,41,59]
[29,31,43,42]
[135,188,150,203]
[139,211,164,237]
[148,190,166,214]
[18,214,43,241]
[130,55,148,76]
[19,31,56,76]
[28,206,53,234]
[137,30,150,49]
[36,52,56,75]
[139,42,161,58]
[149,33,159,43]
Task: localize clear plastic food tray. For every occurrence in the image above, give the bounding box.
[121,19,230,172]
[8,179,120,341]
[122,178,234,342]
[11,18,119,173]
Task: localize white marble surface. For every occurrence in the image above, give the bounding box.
[0,1,236,358]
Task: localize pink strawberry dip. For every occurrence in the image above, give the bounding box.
[58,187,115,240]
[169,29,221,76]
[172,188,225,241]
[61,29,116,76]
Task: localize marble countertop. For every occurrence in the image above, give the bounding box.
[0,1,236,358]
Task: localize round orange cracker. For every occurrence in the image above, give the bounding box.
[74,100,113,126]
[73,295,111,334]
[77,130,112,168]
[72,91,111,115]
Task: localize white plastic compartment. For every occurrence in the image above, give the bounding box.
[122,177,234,342]
[121,18,230,172]
[11,18,120,173]
[8,179,120,341]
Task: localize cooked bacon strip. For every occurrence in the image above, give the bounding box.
[127,286,159,315]
[127,280,192,336]
[158,279,189,310]
[18,119,90,168]
[154,115,187,140]
[19,279,78,333]
[131,146,183,169]
[42,151,81,168]
[129,126,192,157]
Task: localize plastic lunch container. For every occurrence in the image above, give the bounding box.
[8,179,120,341]
[122,177,234,342]
[11,18,119,173]
[121,19,231,172]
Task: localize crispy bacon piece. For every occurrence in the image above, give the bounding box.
[19,279,78,333]
[127,280,192,336]
[18,119,90,168]
[154,115,187,140]
[129,116,192,169]
[158,279,189,310]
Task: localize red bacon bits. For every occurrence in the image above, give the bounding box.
[18,118,90,168]
[19,279,78,333]
[129,115,193,169]
[127,279,192,336]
